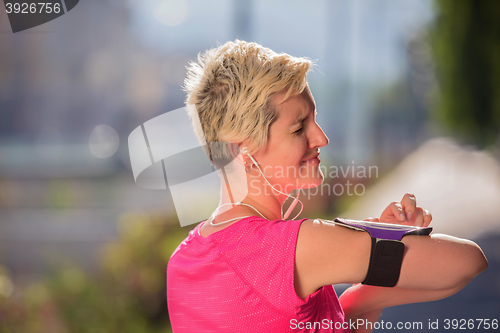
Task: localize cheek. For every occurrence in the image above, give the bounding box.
[266,136,308,169]
[280,144,304,165]
[293,139,308,160]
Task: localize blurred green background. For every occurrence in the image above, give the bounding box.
[0,0,499,332]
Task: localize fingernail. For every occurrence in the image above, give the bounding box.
[400,213,406,221]
[407,212,413,221]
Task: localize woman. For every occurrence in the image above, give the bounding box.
[166,40,487,333]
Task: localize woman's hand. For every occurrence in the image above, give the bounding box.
[364,193,432,227]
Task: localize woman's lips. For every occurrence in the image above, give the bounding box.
[302,156,320,165]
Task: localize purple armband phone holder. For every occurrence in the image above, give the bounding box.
[333,218,432,287]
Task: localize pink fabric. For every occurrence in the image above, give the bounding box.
[166,216,352,332]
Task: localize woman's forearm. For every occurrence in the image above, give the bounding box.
[339,282,466,321]
[340,284,462,333]
[343,307,383,333]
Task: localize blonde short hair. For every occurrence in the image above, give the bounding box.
[184,40,312,166]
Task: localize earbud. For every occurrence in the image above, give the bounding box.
[241,147,258,166]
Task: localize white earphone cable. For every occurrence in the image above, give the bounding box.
[244,148,304,220]
[208,147,306,226]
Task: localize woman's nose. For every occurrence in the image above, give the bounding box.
[309,123,329,148]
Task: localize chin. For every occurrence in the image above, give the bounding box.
[295,165,325,187]
[299,176,324,189]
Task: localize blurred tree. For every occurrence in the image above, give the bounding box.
[0,211,189,333]
[430,0,500,148]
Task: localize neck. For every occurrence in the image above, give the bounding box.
[218,168,294,220]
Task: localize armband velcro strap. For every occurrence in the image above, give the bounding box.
[328,218,432,288]
[361,238,405,287]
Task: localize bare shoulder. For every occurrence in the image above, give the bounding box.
[294,219,372,298]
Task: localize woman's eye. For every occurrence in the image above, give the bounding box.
[294,127,303,134]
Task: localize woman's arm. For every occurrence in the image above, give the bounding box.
[296,223,487,332]
[339,232,487,328]
[340,282,469,321]
[295,193,487,332]
[341,307,383,333]
[295,222,487,293]
[339,284,466,333]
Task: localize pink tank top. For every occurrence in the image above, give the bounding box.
[166,216,352,332]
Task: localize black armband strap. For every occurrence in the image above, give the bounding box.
[361,238,405,287]
[326,218,432,287]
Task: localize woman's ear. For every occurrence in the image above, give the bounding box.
[227,142,243,163]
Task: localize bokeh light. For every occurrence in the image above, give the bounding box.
[154,0,189,27]
[89,124,120,159]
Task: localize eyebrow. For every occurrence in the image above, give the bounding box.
[293,114,306,125]
[292,109,317,125]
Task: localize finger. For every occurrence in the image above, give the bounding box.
[388,201,406,222]
[422,209,432,227]
[364,217,375,221]
[401,193,417,222]
[370,217,380,222]
[413,207,424,227]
